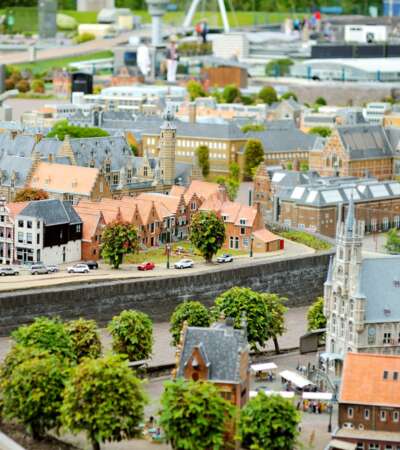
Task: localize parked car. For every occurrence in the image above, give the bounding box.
[85,261,99,270]
[217,254,233,263]
[67,264,90,274]
[30,264,49,275]
[47,265,59,273]
[174,259,194,269]
[0,267,19,276]
[137,261,155,271]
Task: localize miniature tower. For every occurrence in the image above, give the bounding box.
[159,108,176,185]
[145,0,169,46]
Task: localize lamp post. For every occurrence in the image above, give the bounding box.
[166,243,171,269]
[328,400,333,432]
[250,235,254,257]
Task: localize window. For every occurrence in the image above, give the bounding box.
[144,166,148,177]
[191,202,196,211]
[240,227,246,235]
[18,220,23,228]
[105,163,111,173]
[364,408,370,420]
[112,173,119,185]
[380,410,387,421]
[26,233,32,244]
[27,221,32,229]
[243,237,249,247]
[384,332,392,344]
[383,217,389,230]
[393,411,399,422]
[356,444,364,450]
[127,169,132,184]
[76,224,81,233]
[368,445,379,450]
[394,372,399,381]
[239,218,246,225]
[347,407,353,418]
[37,234,40,245]
[17,232,23,243]
[99,182,104,193]
[0,215,4,223]
[383,370,389,380]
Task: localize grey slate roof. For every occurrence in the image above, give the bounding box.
[384,126,400,153]
[337,125,393,160]
[19,199,82,226]
[34,138,63,158]
[360,256,400,323]
[177,322,248,383]
[0,132,36,157]
[0,154,33,188]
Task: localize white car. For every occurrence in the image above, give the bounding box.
[217,254,233,263]
[67,263,90,274]
[174,259,194,269]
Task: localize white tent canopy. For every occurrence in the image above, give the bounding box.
[279,370,314,389]
[250,363,278,372]
[302,392,333,401]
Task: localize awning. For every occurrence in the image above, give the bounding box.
[303,392,333,401]
[320,352,344,361]
[250,362,278,372]
[250,390,295,399]
[279,370,314,388]
[328,439,357,450]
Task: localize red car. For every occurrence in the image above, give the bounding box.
[137,261,155,271]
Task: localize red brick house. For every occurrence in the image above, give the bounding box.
[73,208,105,261]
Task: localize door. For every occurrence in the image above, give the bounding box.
[62,247,66,263]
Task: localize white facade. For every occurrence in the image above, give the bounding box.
[344,25,387,43]
[363,102,392,124]
[42,240,81,265]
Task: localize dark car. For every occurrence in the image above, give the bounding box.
[85,261,99,270]
[137,261,155,271]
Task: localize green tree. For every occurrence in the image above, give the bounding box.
[14,188,49,202]
[239,392,300,450]
[170,301,211,346]
[265,58,293,77]
[47,120,109,140]
[307,297,327,331]
[315,96,327,106]
[213,287,271,351]
[281,91,298,101]
[159,379,234,450]
[243,139,264,180]
[12,317,75,361]
[300,162,309,172]
[258,86,278,105]
[286,161,293,170]
[196,145,210,178]
[101,221,139,269]
[187,79,206,101]
[222,84,241,103]
[31,79,45,94]
[241,123,266,133]
[61,355,147,450]
[108,309,153,361]
[2,352,68,439]
[66,318,102,362]
[130,144,138,156]
[263,293,287,354]
[189,211,226,263]
[385,228,400,254]
[226,162,240,200]
[309,126,332,138]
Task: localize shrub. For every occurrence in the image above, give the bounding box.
[31,79,45,94]
[315,96,327,106]
[4,78,15,90]
[307,297,327,331]
[66,318,102,362]
[16,79,30,93]
[170,301,211,346]
[279,230,331,250]
[258,86,278,105]
[74,32,96,44]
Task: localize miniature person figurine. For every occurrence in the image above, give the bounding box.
[166,36,179,83]
[137,39,151,78]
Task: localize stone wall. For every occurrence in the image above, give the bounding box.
[0,252,333,335]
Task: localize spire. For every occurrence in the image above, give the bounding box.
[345,192,355,236]
[325,255,333,286]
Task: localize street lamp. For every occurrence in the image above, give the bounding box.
[166,243,171,269]
[250,235,254,257]
[328,401,333,432]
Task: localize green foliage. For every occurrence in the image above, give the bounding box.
[31,79,45,93]
[130,144,138,156]
[279,230,332,250]
[101,221,139,269]
[315,96,327,106]
[286,161,293,170]
[61,355,147,449]
[74,32,96,44]
[309,126,332,138]
[196,145,210,178]
[222,84,241,103]
[226,162,241,201]
[262,293,287,352]
[385,228,400,254]
[239,392,300,450]
[2,352,68,439]
[56,13,78,30]
[47,120,110,140]
[281,91,298,101]
[307,297,326,331]
[108,309,153,361]
[189,211,226,262]
[170,301,211,346]
[213,287,271,351]
[14,188,49,202]
[258,86,278,105]
[244,139,264,180]
[265,58,293,77]
[300,162,309,172]
[16,79,30,93]
[178,42,212,56]
[186,80,206,101]
[159,379,234,450]
[12,317,75,362]
[241,123,266,133]
[66,318,102,362]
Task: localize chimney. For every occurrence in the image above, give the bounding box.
[188,102,197,124]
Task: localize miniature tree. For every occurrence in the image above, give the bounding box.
[101,221,139,269]
[61,355,147,450]
[265,58,293,77]
[159,379,234,450]
[385,228,400,254]
[263,293,287,354]
[213,287,271,351]
[14,188,49,202]
[241,123,266,133]
[2,352,68,440]
[315,96,327,106]
[31,79,45,94]
[196,145,210,177]
[108,309,153,361]
[16,79,30,93]
[281,91,298,101]
[189,211,226,263]
[307,297,327,331]
[239,392,300,450]
[170,301,211,346]
[258,86,278,105]
[243,139,264,180]
[47,120,109,140]
[222,84,241,103]
[187,80,206,101]
[309,126,332,138]
[66,318,102,362]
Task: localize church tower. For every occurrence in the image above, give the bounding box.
[159,108,176,185]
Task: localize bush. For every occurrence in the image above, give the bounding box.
[170,301,211,346]
[258,86,278,105]
[281,91,298,101]
[4,78,15,90]
[66,318,102,362]
[279,230,331,250]
[56,13,78,30]
[108,310,153,361]
[241,123,266,133]
[315,96,327,106]
[187,79,206,101]
[222,84,241,103]
[307,297,327,331]
[309,126,331,138]
[74,32,96,44]
[16,79,30,93]
[31,79,45,94]
[14,188,49,202]
[265,58,293,77]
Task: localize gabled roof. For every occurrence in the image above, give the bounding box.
[184,180,221,203]
[72,208,104,242]
[19,199,82,226]
[340,353,400,407]
[200,196,259,227]
[0,154,33,188]
[253,228,281,243]
[7,202,28,220]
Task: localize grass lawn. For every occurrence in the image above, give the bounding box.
[124,240,247,265]
[278,230,332,251]
[11,50,113,74]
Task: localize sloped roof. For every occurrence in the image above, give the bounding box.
[340,352,400,407]
[177,322,248,383]
[19,199,82,225]
[7,202,28,219]
[184,180,221,203]
[0,154,34,188]
[253,228,281,243]
[73,208,103,242]
[0,132,37,157]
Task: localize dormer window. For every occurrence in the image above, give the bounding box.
[105,163,111,173]
[240,218,246,225]
[222,215,228,221]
